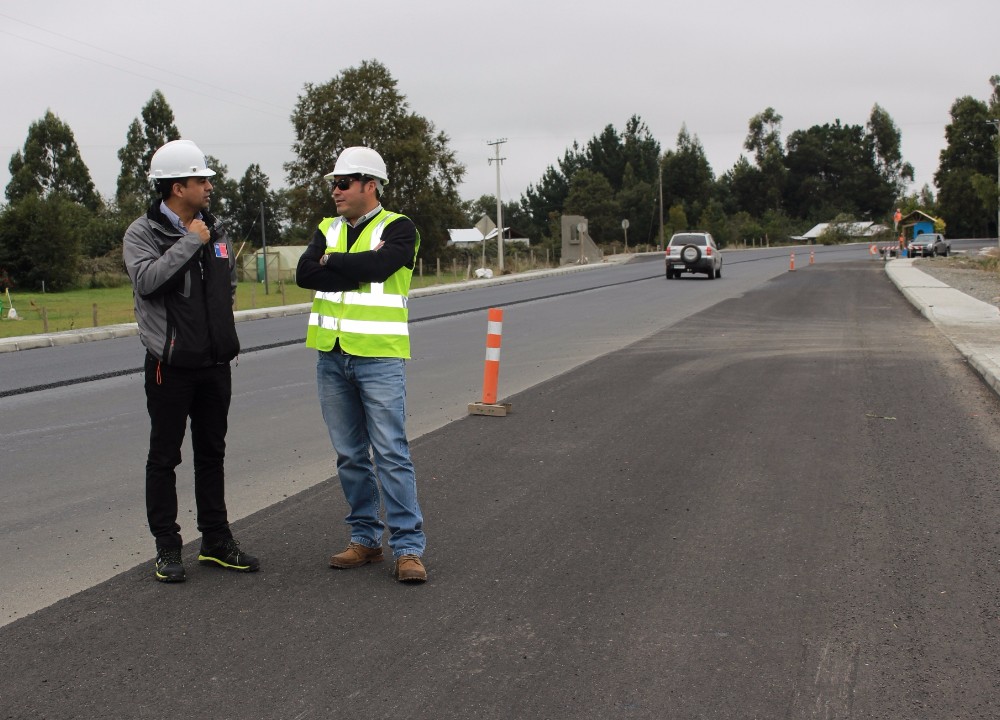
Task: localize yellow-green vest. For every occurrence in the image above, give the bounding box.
[305,209,419,358]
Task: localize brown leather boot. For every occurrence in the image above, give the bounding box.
[394,554,427,583]
[330,542,384,568]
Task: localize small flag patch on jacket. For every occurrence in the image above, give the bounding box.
[213,243,229,258]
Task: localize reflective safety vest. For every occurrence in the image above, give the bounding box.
[305,209,418,358]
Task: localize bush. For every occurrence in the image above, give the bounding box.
[81,250,129,289]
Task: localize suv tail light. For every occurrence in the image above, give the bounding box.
[704,246,713,256]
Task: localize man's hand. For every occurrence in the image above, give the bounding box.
[189,219,210,244]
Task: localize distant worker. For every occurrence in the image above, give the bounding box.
[295,146,427,583]
[123,139,259,583]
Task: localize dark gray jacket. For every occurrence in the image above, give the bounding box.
[123,203,239,367]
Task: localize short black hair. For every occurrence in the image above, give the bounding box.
[155,177,190,202]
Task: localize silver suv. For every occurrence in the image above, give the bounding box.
[665,232,722,279]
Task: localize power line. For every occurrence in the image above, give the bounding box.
[0,16,288,119]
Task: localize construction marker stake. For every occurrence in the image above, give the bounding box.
[468,307,512,417]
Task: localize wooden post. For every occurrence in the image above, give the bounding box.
[92,303,98,327]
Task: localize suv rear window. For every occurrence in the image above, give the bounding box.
[670,234,708,246]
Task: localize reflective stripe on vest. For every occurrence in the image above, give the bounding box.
[305,210,417,357]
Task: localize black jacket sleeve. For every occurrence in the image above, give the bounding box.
[324,217,417,284]
[295,229,360,292]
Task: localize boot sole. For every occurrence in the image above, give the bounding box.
[155,572,186,583]
[396,573,427,583]
[330,555,384,568]
[197,556,259,572]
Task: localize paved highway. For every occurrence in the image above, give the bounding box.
[1,245,821,624]
[2,245,998,717]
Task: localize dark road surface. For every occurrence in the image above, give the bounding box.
[3,262,1000,719]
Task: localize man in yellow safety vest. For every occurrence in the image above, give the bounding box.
[295,146,427,583]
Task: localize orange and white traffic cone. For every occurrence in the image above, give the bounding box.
[468,307,511,416]
[809,250,815,265]
[789,252,795,271]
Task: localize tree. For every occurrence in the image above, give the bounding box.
[783,120,893,222]
[866,104,914,201]
[661,125,714,224]
[519,117,660,245]
[720,155,768,217]
[520,142,587,243]
[462,194,525,231]
[0,193,88,290]
[697,199,732,247]
[6,110,100,210]
[935,95,996,237]
[203,155,240,225]
[664,204,688,238]
[743,107,786,213]
[115,90,181,207]
[563,169,619,243]
[616,164,658,244]
[231,164,286,247]
[285,60,466,259]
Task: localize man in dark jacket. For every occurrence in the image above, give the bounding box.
[123,139,258,583]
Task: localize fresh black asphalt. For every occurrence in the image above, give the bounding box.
[3,261,1000,719]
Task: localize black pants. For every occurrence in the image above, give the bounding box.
[144,353,232,549]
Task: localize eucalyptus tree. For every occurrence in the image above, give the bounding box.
[866,104,914,202]
[115,90,181,207]
[744,107,787,213]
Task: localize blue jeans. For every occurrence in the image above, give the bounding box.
[316,351,425,557]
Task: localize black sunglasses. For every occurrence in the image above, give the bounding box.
[331,175,371,191]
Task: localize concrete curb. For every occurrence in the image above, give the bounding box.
[885,258,1000,397]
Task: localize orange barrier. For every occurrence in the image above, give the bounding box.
[789,252,795,271]
[469,308,511,416]
[482,307,503,404]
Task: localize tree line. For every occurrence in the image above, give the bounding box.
[1,61,998,293]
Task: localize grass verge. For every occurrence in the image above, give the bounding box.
[0,270,482,339]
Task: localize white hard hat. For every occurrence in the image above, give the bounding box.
[148,139,216,180]
[324,146,389,185]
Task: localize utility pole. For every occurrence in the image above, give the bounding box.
[260,202,269,295]
[488,139,507,273]
[658,162,665,248]
[991,120,1000,248]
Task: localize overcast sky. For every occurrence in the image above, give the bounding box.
[1,0,997,216]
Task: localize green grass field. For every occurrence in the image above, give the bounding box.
[0,269,480,339]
